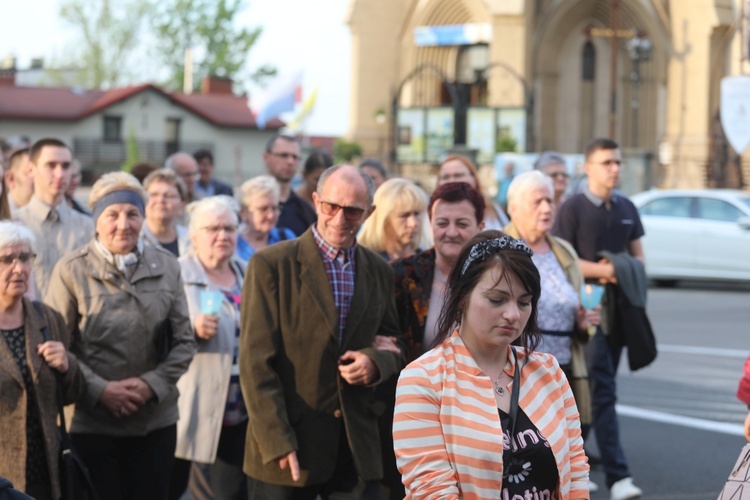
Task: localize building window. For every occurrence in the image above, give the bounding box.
[165,118,181,155]
[103,116,122,141]
[582,41,596,81]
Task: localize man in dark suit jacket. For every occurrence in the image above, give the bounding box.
[193,149,233,197]
[240,164,404,499]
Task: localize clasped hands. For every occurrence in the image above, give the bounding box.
[99,377,155,418]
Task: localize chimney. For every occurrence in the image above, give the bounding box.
[201,75,233,95]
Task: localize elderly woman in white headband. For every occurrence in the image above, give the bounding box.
[45,171,195,500]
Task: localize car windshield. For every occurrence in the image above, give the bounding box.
[741,197,750,212]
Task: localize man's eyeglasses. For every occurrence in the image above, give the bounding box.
[0,252,36,267]
[201,225,238,234]
[548,172,569,180]
[594,159,623,168]
[179,171,201,179]
[269,152,301,161]
[319,201,365,221]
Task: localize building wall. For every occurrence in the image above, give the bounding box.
[347,0,749,189]
[0,89,275,186]
[345,0,408,162]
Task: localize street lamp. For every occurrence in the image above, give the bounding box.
[374,108,387,162]
[626,32,652,147]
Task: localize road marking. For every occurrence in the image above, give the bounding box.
[617,404,744,436]
[658,344,747,358]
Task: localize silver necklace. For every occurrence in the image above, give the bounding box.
[492,372,506,396]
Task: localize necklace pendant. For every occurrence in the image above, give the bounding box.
[495,385,505,396]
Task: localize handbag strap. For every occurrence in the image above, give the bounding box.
[508,346,520,442]
[31,301,70,442]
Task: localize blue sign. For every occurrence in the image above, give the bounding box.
[414,24,492,47]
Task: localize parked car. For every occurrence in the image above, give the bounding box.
[630,189,750,284]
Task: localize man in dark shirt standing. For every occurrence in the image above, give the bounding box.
[552,138,645,500]
[263,134,316,236]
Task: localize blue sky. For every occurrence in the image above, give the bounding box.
[0,0,352,136]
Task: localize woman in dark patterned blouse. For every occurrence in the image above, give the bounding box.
[0,221,85,500]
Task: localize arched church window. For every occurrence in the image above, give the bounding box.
[582,41,595,81]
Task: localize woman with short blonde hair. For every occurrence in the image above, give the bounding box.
[358,178,432,261]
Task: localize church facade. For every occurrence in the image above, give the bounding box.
[346,0,748,189]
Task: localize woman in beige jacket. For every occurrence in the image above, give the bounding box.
[45,172,195,500]
[0,221,85,500]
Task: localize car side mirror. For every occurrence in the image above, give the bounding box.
[738,216,750,230]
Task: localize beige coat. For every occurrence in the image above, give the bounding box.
[44,240,196,436]
[175,254,245,463]
[0,298,86,499]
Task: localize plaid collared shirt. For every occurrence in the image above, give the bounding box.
[312,225,357,344]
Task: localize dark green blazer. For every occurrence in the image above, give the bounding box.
[239,228,404,486]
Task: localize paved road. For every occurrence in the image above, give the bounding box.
[588,281,750,499]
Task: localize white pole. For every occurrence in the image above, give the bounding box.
[184,47,194,94]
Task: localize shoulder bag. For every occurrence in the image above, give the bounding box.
[33,301,100,500]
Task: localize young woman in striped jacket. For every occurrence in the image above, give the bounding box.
[393,230,590,500]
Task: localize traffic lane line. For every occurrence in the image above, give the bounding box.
[616,404,744,436]
[657,344,747,358]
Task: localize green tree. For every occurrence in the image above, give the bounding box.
[153,0,275,92]
[58,0,152,88]
[495,134,518,153]
[121,128,141,172]
[333,139,363,163]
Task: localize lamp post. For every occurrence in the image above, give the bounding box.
[626,32,652,147]
[374,108,387,163]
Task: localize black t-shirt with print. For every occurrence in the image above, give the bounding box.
[500,407,558,498]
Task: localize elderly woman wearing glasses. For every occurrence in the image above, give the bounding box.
[45,172,195,500]
[0,221,85,500]
[142,168,191,257]
[168,196,248,500]
[535,151,570,212]
[236,176,296,261]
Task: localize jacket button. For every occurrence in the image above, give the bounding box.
[333,409,342,418]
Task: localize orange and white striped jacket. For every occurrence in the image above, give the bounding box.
[393,331,589,500]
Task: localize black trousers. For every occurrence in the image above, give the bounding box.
[71,424,176,500]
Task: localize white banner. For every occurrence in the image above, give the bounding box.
[720,76,750,153]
